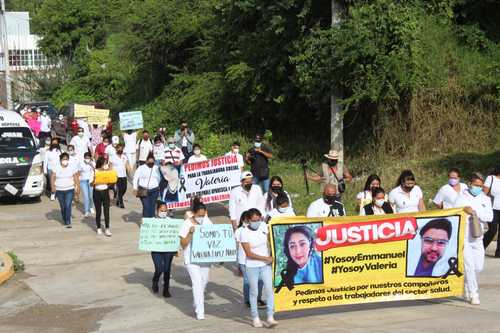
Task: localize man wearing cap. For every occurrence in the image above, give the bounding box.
[307,150,352,195]
[245,134,273,193]
[229,171,265,229]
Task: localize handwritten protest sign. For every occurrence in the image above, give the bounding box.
[162,155,241,209]
[190,224,237,263]
[119,111,143,130]
[74,104,94,118]
[88,108,109,126]
[138,218,183,252]
[269,208,466,312]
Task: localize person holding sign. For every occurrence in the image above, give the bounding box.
[92,157,117,236]
[178,198,213,320]
[240,209,278,328]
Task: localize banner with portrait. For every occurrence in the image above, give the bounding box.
[269,208,466,312]
[161,155,241,209]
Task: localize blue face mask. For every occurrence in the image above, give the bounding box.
[469,186,482,197]
[254,142,262,148]
[248,221,261,231]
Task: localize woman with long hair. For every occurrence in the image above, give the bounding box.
[356,174,382,213]
[264,176,292,215]
[389,170,425,213]
[92,156,117,236]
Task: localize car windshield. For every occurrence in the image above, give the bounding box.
[0,128,35,151]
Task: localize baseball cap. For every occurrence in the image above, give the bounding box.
[240,171,253,180]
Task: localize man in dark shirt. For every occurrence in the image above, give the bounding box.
[245,134,273,193]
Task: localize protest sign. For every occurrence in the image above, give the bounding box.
[74,104,94,118]
[161,155,241,210]
[88,108,109,126]
[269,208,466,312]
[119,111,143,130]
[190,224,237,263]
[138,218,183,252]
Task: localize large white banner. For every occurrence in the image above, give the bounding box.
[161,155,241,209]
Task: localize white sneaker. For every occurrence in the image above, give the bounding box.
[105,229,112,237]
[470,295,480,305]
[50,194,55,201]
[97,228,103,235]
[84,212,90,217]
[264,316,278,328]
[252,317,263,328]
[196,313,205,320]
[90,208,95,214]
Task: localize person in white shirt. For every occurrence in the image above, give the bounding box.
[38,110,52,142]
[356,174,382,214]
[136,130,153,166]
[105,135,119,158]
[67,145,80,170]
[266,192,296,221]
[50,152,79,228]
[44,141,62,200]
[264,176,293,215]
[433,168,468,209]
[133,153,161,217]
[229,171,265,229]
[153,135,165,165]
[225,141,245,171]
[360,187,393,215]
[111,144,129,208]
[122,130,137,177]
[483,167,500,257]
[389,170,426,213]
[453,173,493,305]
[178,198,213,320]
[306,184,346,217]
[240,208,278,328]
[163,136,185,167]
[76,118,91,141]
[69,127,91,161]
[79,152,95,217]
[187,144,208,164]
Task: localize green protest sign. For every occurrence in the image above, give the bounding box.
[138,218,183,252]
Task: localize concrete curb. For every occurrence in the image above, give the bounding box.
[0,251,14,285]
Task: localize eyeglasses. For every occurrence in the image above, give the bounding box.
[422,237,448,247]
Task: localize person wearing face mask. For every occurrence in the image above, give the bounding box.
[149,202,177,297]
[163,136,185,167]
[483,167,500,257]
[179,198,213,320]
[44,140,62,200]
[38,110,52,143]
[136,130,154,166]
[307,150,352,196]
[174,120,195,163]
[133,153,162,217]
[245,134,273,193]
[79,152,96,217]
[453,173,493,305]
[187,144,207,163]
[50,153,80,228]
[240,209,278,328]
[264,176,293,215]
[356,174,384,214]
[105,135,119,158]
[229,171,265,229]
[306,184,346,217]
[94,135,109,159]
[153,135,165,166]
[361,187,393,215]
[389,170,426,213]
[66,145,79,170]
[433,168,468,209]
[76,118,91,141]
[266,192,296,221]
[70,127,91,161]
[225,141,245,172]
[110,144,129,208]
[92,156,117,236]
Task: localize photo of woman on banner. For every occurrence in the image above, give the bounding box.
[160,163,181,204]
[407,217,460,278]
[273,223,323,290]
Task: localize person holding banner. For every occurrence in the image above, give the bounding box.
[454,173,493,305]
[240,208,278,328]
[306,184,346,218]
[266,192,296,221]
[179,198,213,320]
[229,171,265,229]
[133,153,161,218]
[389,170,426,213]
[361,187,393,215]
[225,141,245,172]
[92,157,117,236]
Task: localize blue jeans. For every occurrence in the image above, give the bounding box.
[239,264,263,303]
[56,189,74,225]
[246,264,274,319]
[252,178,270,193]
[80,180,94,214]
[140,187,159,218]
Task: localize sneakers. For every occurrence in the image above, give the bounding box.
[90,208,95,214]
[97,228,103,235]
[105,229,112,237]
[163,289,171,298]
[196,313,205,320]
[264,317,279,328]
[65,224,72,229]
[84,212,90,217]
[257,299,267,309]
[50,193,55,201]
[470,295,480,305]
[252,317,263,328]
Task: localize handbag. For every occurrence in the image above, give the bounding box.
[136,167,153,198]
[470,212,483,238]
[331,167,346,193]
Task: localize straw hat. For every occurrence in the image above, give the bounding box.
[324,150,340,160]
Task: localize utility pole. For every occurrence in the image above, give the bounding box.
[331,1,343,163]
[0,0,12,110]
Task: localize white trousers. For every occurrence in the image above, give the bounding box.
[464,238,485,298]
[186,264,210,316]
[125,152,136,180]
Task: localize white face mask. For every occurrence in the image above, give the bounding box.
[195,217,204,224]
[78,132,84,137]
[232,148,239,154]
[59,116,64,120]
[158,211,168,218]
[84,158,91,164]
[168,143,175,149]
[375,199,385,207]
[61,160,69,167]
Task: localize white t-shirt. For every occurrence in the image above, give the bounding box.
[485,175,500,210]
[178,216,213,265]
[240,223,269,268]
[153,143,165,161]
[69,135,90,161]
[389,185,423,213]
[53,164,77,191]
[111,154,128,178]
[78,160,95,181]
[40,115,51,132]
[76,119,90,140]
[306,198,346,217]
[44,149,61,173]
[163,147,185,164]
[228,185,265,221]
[234,226,247,265]
[181,136,188,147]
[137,139,153,161]
[433,183,468,209]
[225,151,245,169]
[123,132,137,154]
[187,154,207,164]
[266,206,296,220]
[105,145,117,158]
[133,164,161,190]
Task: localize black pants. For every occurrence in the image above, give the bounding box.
[38,131,51,143]
[93,188,110,229]
[484,209,500,255]
[116,177,127,206]
[151,252,176,290]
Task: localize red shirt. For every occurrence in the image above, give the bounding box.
[70,120,79,135]
[95,143,107,158]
